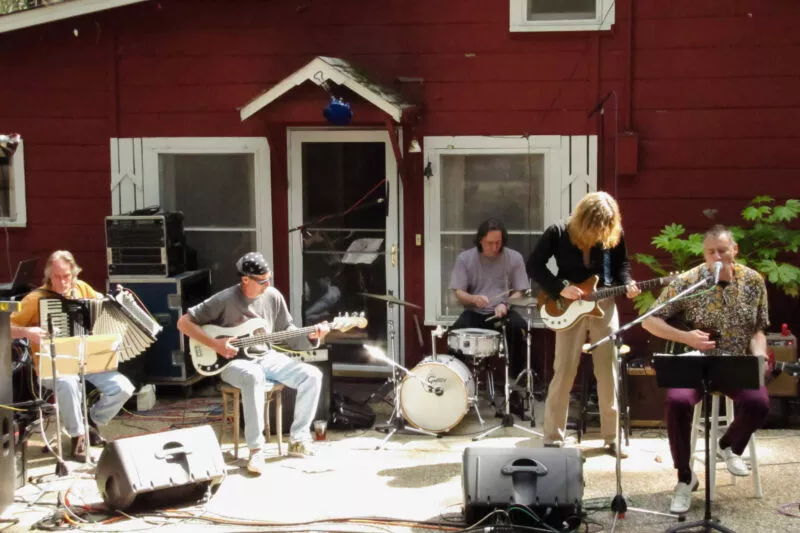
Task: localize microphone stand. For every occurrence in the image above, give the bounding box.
[46,316,69,477]
[583,276,714,532]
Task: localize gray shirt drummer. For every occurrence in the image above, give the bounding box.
[449,248,530,315]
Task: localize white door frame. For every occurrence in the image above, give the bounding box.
[140,137,273,270]
[287,128,402,371]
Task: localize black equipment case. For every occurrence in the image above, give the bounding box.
[462,446,584,528]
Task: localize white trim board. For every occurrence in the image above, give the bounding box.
[240,56,414,123]
[0,0,149,34]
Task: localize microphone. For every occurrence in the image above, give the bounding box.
[712,261,723,285]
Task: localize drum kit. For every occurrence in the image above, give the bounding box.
[359,291,543,445]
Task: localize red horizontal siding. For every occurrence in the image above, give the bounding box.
[634,78,800,110]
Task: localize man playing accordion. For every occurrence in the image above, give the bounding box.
[10,250,134,462]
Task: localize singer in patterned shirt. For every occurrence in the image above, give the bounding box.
[643,224,770,514]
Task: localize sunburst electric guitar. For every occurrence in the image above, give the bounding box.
[538,274,675,331]
[190,313,368,376]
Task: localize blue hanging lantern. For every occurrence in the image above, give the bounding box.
[323,97,353,126]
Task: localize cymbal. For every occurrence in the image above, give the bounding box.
[507,294,539,308]
[357,292,422,310]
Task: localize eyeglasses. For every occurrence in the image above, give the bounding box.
[247,275,271,286]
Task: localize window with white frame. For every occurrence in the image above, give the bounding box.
[423,136,597,325]
[110,137,272,293]
[510,0,615,33]
[0,138,27,227]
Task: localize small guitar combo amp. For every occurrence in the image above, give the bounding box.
[462,446,583,529]
[767,326,798,397]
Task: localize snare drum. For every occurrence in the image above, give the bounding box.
[448,328,501,359]
[399,355,475,433]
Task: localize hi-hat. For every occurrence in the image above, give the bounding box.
[507,294,539,308]
[357,292,421,310]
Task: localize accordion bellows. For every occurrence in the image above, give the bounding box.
[39,291,162,362]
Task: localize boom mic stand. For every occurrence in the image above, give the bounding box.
[583,276,714,531]
[365,336,438,450]
[365,312,438,450]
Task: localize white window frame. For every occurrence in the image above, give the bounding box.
[128,137,273,270]
[423,135,563,325]
[0,138,27,227]
[509,0,615,33]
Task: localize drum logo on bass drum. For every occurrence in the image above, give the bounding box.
[426,374,448,386]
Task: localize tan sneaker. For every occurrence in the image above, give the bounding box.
[604,441,629,459]
[288,441,315,458]
[247,448,268,475]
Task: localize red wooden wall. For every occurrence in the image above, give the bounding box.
[1,0,799,367]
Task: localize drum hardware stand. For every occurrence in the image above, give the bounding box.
[369,317,438,450]
[472,323,543,441]
[583,278,713,531]
[508,304,538,426]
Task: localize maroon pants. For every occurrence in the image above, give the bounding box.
[666,386,769,482]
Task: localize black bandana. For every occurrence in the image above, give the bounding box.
[236,252,270,276]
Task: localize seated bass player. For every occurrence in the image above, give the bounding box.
[642,224,770,515]
[177,252,329,475]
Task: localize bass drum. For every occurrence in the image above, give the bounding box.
[399,355,475,433]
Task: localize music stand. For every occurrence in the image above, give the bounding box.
[654,354,760,533]
[39,333,121,466]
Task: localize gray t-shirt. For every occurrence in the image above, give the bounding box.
[449,247,530,314]
[188,285,312,351]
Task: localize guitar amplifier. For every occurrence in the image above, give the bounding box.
[767,330,798,397]
[106,214,186,277]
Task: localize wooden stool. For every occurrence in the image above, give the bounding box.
[220,382,285,458]
[690,393,762,500]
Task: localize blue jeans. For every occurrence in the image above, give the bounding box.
[40,371,135,437]
[221,352,322,450]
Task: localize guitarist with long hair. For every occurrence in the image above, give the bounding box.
[177,252,329,475]
[527,191,640,456]
[642,225,770,515]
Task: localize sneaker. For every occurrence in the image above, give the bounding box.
[88,419,107,447]
[604,441,629,459]
[288,440,316,458]
[718,442,749,476]
[70,435,88,463]
[247,448,268,475]
[669,472,699,514]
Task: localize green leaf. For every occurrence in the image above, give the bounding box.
[633,292,657,315]
[742,206,770,221]
[751,195,774,205]
[634,254,668,277]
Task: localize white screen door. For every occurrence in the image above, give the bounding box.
[288,129,401,374]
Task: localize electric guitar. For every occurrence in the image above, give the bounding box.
[190,313,368,376]
[538,274,675,331]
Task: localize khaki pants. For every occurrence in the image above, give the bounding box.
[543,299,620,445]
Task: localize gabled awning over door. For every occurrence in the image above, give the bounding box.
[239,56,415,123]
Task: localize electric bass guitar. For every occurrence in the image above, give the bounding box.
[538,274,675,331]
[190,313,368,376]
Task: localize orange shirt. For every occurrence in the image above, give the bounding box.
[11,280,103,372]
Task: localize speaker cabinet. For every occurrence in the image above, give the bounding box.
[96,425,224,511]
[462,446,583,528]
[627,364,667,427]
[0,313,16,514]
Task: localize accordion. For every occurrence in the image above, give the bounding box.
[39,291,162,362]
